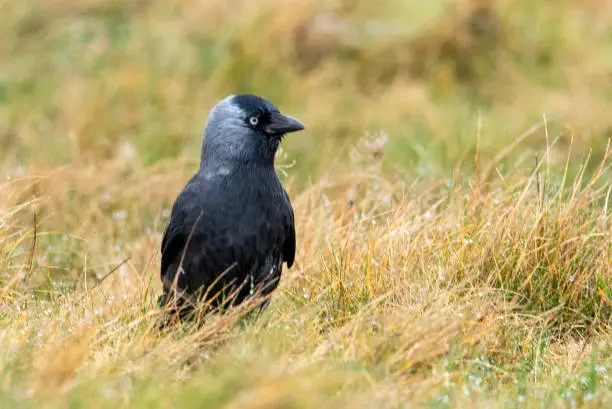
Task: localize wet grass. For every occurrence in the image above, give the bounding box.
[1,0,612,407]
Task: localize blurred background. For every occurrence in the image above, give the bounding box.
[1,4,612,405]
[3,0,612,185]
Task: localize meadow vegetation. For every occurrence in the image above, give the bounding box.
[1,0,612,407]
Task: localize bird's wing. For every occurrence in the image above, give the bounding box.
[160,179,202,282]
[160,176,243,293]
[160,209,187,282]
[282,189,296,268]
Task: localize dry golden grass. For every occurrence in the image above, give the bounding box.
[1,134,611,407]
[2,0,612,407]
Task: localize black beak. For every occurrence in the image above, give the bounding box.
[263,112,305,135]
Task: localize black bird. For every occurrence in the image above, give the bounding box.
[159,94,304,317]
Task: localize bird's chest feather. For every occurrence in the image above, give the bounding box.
[199,170,287,252]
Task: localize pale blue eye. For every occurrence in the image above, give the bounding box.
[249,116,259,126]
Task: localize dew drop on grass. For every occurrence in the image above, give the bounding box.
[322,194,330,207]
[112,210,127,221]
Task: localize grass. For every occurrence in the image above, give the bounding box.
[1,0,612,407]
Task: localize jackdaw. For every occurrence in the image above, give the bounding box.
[159,94,304,317]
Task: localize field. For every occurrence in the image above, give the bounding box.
[1,0,612,407]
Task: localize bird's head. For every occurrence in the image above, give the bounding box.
[201,94,304,168]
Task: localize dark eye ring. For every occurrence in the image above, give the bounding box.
[249,116,259,126]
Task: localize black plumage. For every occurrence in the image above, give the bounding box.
[159,94,304,316]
